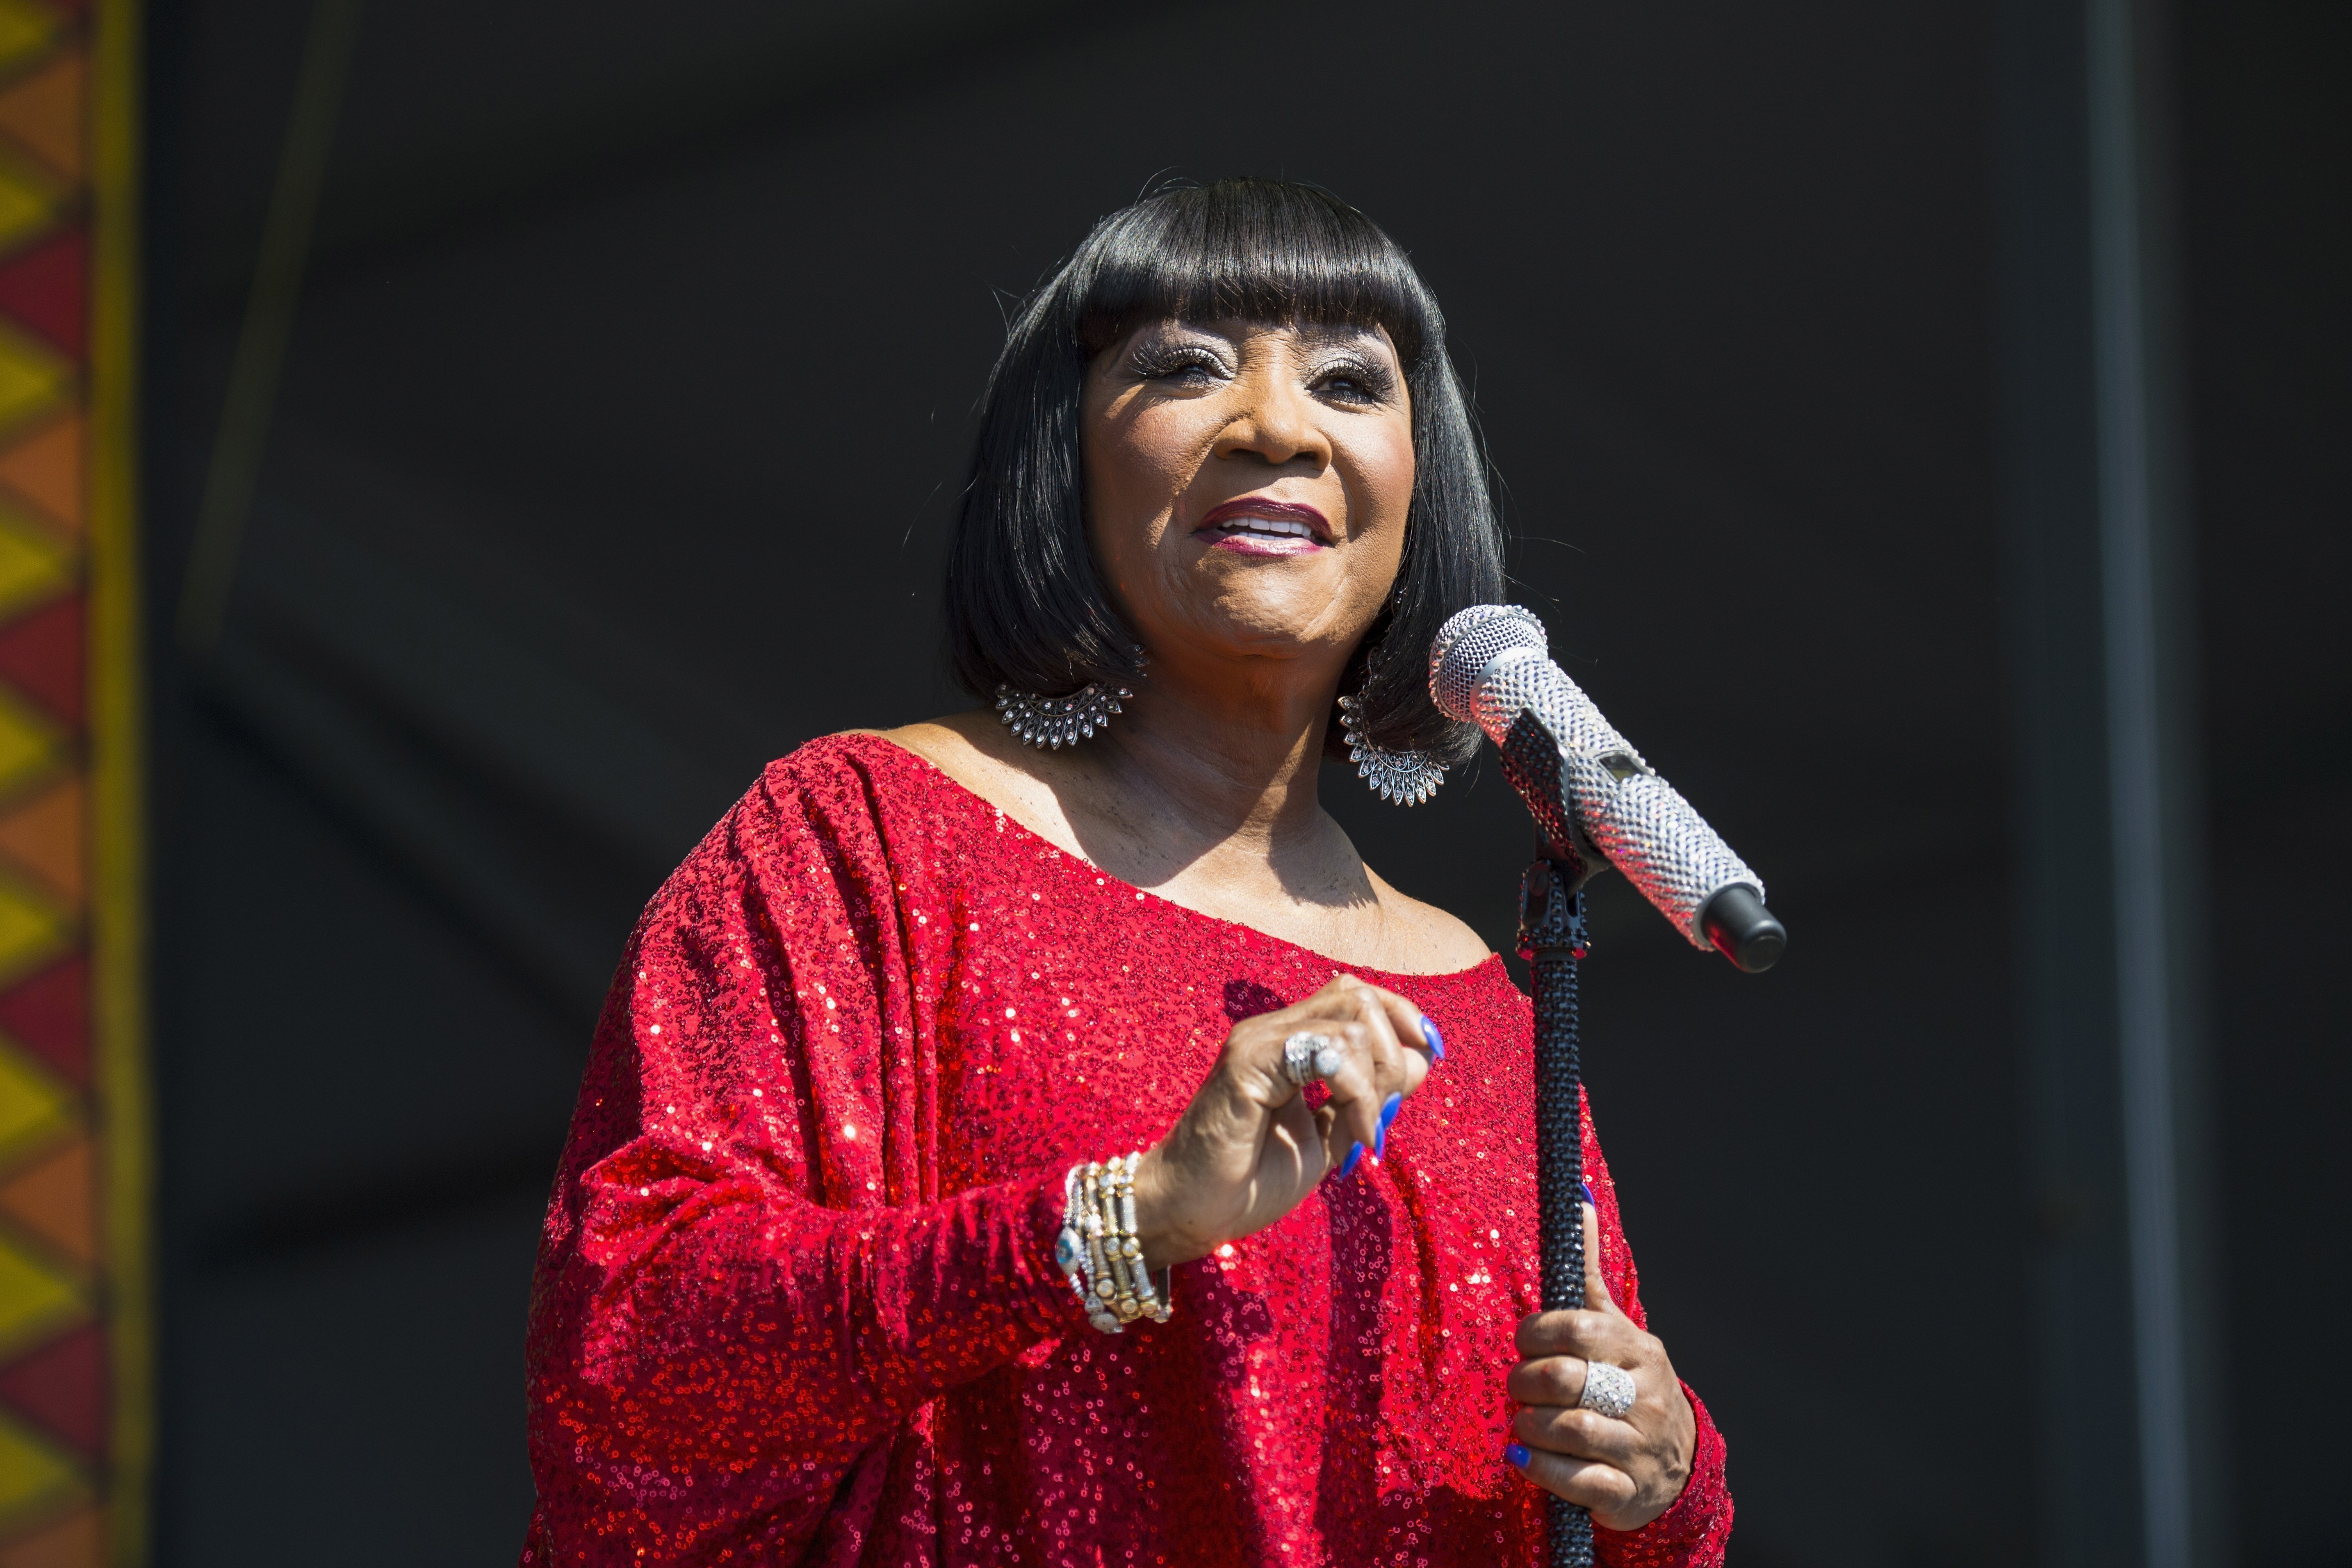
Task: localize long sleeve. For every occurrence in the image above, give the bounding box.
[1584,1101,1734,1568]
[524,751,1081,1561]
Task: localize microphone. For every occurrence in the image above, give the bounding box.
[1429,605,1786,973]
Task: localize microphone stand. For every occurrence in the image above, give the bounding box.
[1518,852,1593,1568]
[1499,710,1599,1567]
[1447,622,1779,1564]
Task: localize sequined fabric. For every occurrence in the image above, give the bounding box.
[522,734,1731,1566]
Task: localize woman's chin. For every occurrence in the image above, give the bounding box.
[1168,599,1365,663]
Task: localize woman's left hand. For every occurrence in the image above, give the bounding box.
[1504,1202,1697,1532]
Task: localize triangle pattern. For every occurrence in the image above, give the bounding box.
[0,325,60,440]
[0,1503,96,1568]
[0,418,71,531]
[0,1232,76,1363]
[0,781,71,905]
[0,232,77,358]
[0,1408,75,1536]
[0,1042,62,1171]
[0,55,78,181]
[0,1137,84,1267]
[0,1322,96,1456]
[0,874,62,992]
[0,508,66,629]
[0,963,77,1087]
[0,153,54,269]
[0,685,57,804]
[0,599,73,727]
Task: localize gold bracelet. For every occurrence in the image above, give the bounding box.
[1055,1153,1172,1334]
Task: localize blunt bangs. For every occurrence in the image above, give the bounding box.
[945,179,1507,768]
[1068,182,1437,372]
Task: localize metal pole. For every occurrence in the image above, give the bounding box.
[1997,0,2214,1556]
[2086,1,2195,1559]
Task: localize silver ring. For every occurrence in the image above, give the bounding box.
[1578,1361,1636,1421]
[1281,1031,1345,1086]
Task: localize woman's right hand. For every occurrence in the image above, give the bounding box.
[1130,974,1439,1269]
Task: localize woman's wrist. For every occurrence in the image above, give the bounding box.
[1129,1144,1215,1272]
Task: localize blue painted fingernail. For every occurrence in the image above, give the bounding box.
[1504,1442,1531,1468]
[1337,1141,1365,1179]
[1375,1092,1402,1159]
[1420,1014,1445,1062]
[1580,1181,1597,1207]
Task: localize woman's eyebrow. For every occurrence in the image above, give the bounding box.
[1142,320,1242,350]
[1291,323,1388,351]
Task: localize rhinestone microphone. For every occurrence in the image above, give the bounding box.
[1429,604,1786,972]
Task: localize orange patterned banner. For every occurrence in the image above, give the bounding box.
[0,0,148,1561]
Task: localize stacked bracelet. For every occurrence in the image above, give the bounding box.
[1054,1153,1172,1334]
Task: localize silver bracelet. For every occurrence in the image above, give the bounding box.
[1055,1153,1172,1333]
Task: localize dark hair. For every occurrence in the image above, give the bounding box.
[944,178,1506,765]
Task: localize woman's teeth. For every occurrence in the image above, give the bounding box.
[1216,516,1318,540]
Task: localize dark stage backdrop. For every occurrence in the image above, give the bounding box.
[137,1,2347,1565]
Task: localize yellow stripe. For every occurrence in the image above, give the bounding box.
[87,0,151,1559]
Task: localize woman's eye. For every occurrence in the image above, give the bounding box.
[1135,346,1226,384]
[1313,360,1393,403]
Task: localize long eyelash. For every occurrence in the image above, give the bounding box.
[1314,356,1397,400]
[1131,343,1225,379]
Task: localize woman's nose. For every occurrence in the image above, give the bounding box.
[1212,371,1331,469]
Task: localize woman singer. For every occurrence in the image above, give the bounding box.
[523,179,1732,1566]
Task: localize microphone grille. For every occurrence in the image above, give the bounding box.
[1428,605,1548,721]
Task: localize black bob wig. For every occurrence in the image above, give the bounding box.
[944,178,1507,766]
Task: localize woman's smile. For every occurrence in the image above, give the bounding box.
[1194,497,1333,556]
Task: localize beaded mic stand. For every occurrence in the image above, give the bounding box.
[1499,709,1599,1567]
[1518,857,1593,1568]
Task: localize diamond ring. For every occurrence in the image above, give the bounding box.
[1281,1031,1346,1087]
[1578,1361,1636,1421]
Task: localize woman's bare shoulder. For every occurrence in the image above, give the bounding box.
[852,713,994,770]
[1361,865,1494,973]
[848,716,1091,858]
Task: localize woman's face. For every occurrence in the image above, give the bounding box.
[1080,317,1415,698]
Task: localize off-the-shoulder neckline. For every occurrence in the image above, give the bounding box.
[818,731,1510,986]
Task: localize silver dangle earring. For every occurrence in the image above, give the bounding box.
[1337,681,1448,806]
[995,650,1145,750]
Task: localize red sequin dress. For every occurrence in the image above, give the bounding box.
[522,734,1731,1566]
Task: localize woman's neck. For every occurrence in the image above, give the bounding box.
[1089,681,1334,861]
[1019,675,1372,926]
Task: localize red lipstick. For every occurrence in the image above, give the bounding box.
[1194,498,1333,557]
